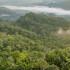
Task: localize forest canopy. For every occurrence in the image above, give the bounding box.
[0,13,70,70]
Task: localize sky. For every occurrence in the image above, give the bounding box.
[0,0,43,5]
[0,0,63,6]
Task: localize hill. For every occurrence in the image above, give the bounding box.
[0,13,70,70]
[0,7,28,20]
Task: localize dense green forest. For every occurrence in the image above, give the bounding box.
[0,13,70,70]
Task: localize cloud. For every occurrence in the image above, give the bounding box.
[1,5,70,15]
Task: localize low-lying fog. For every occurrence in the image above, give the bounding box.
[1,5,70,16]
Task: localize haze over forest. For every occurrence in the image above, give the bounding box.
[0,0,70,70]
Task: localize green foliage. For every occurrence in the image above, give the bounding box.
[45,48,70,70]
[0,13,70,70]
[46,65,59,70]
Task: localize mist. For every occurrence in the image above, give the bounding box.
[1,5,70,15]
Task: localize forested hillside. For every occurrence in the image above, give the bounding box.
[0,13,70,70]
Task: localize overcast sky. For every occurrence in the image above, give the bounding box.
[0,0,64,6]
